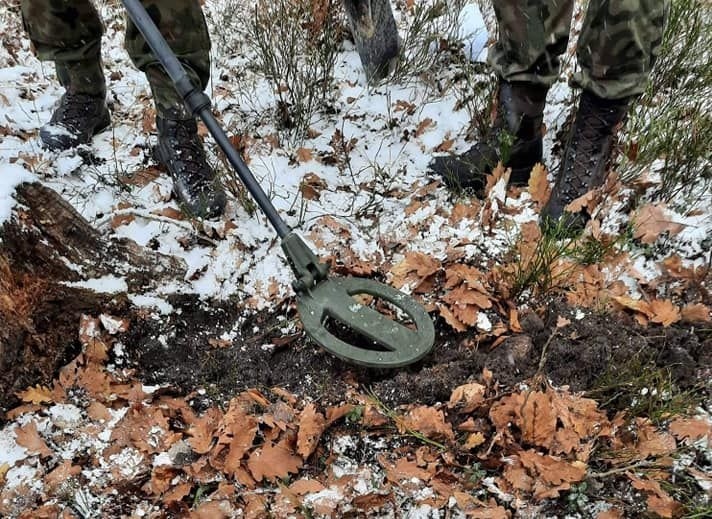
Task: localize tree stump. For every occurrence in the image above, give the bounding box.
[0,182,186,417]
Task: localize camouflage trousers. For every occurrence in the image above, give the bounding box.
[489,0,669,99]
[20,0,211,117]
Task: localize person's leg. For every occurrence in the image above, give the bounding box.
[21,0,110,149]
[573,0,668,100]
[124,0,210,119]
[124,0,225,219]
[489,0,573,89]
[431,0,573,192]
[542,0,668,228]
[342,0,400,82]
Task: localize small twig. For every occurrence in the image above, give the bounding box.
[589,460,655,479]
[95,208,195,232]
[518,329,559,424]
[536,328,558,375]
[483,431,502,458]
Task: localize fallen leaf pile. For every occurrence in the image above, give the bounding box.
[439,264,494,332]
[391,251,441,294]
[392,222,710,337]
[2,316,710,518]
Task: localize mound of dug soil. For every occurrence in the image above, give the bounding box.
[124,295,711,406]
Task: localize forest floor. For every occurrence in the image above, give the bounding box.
[0,1,710,518]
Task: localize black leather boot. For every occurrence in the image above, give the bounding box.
[40,93,111,151]
[540,91,630,230]
[155,110,227,219]
[430,80,548,193]
[40,59,110,151]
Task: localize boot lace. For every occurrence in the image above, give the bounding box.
[560,95,623,201]
[165,120,213,190]
[57,93,100,130]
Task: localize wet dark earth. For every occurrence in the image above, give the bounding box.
[124,294,711,407]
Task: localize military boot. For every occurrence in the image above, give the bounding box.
[40,59,110,151]
[540,91,630,230]
[430,80,548,193]
[155,109,227,219]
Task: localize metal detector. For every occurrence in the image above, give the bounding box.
[121,0,435,368]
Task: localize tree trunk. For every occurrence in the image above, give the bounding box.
[0,182,185,417]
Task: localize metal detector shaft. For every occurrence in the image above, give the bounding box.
[121,0,290,239]
[121,0,436,367]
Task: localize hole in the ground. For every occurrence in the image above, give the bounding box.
[349,293,416,328]
[320,294,416,352]
[323,314,392,352]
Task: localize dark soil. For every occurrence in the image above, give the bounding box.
[124,295,711,407]
[0,285,126,418]
[0,182,180,419]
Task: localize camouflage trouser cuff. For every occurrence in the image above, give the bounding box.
[33,38,102,65]
[55,55,106,97]
[487,50,559,90]
[490,70,558,90]
[490,65,648,101]
[144,65,194,120]
[570,70,648,100]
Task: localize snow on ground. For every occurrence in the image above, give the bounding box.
[1,1,709,313]
[0,164,34,224]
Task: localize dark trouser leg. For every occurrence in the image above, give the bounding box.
[488,0,574,89]
[20,0,106,97]
[123,0,211,119]
[342,0,400,82]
